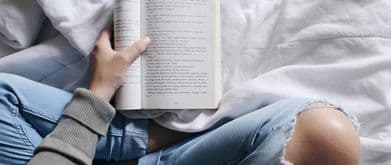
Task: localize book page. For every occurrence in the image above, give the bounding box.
[141,0,220,109]
[114,0,142,110]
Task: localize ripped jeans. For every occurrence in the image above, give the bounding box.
[0,73,358,165]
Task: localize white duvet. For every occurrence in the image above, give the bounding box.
[0,0,390,164]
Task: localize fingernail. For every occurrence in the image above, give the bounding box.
[143,36,151,44]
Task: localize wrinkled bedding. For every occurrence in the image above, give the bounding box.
[0,0,390,164]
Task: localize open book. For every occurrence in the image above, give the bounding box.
[114,0,221,110]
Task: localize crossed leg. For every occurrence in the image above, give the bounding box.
[135,99,360,165]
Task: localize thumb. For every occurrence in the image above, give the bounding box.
[121,37,151,63]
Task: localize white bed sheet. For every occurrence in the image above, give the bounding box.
[0,0,390,164]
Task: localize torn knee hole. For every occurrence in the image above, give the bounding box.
[305,102,341,111]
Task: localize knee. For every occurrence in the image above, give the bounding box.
[285,106,360,165]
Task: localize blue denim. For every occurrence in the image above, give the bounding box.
[138,100,358,164]
[0,36,89,91]
[0,73,148,165]
[0,73,358,165]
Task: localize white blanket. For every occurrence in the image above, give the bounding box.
[0,0,390,164]
[0,0,45,49]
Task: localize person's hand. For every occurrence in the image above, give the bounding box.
[89,29,151,102]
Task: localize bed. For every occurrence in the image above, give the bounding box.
[1,0,391,164]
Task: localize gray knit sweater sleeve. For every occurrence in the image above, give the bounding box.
[28,88,116,165]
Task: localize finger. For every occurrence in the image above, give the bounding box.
[95,28,113,53]
[121,36,151,62]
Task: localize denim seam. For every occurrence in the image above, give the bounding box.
[109,132,123,137]
[0,88,37,149]
[39,55,87,82]
[11,105,37,149]
[245,119,268,158]
[128,132,148,138]
[226,118,271,164]
[236,122,291,165]
[121,132,148,160]
[20,104,59,123]
[157,150,162,165]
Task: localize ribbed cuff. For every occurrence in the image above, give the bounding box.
[63,88,116,135]
[35,136,92,165]
[33,118,99,165]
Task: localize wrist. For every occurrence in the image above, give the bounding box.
[88,83,115,102]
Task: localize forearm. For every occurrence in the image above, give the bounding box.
[28,88,116,165]
[28,28,150,165]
